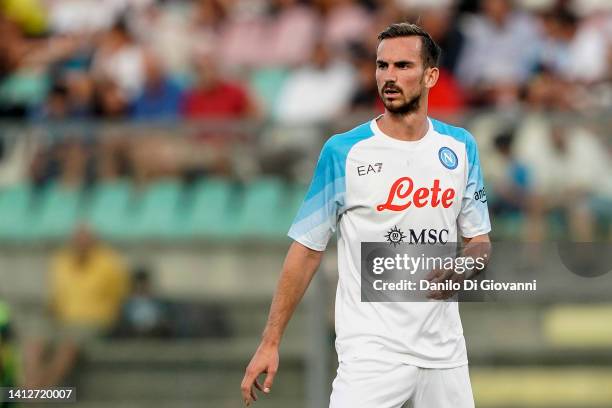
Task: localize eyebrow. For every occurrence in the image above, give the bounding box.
[376,60,415,66]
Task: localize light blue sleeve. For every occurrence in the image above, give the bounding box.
[288,138,346,251]
[458,133,491,237]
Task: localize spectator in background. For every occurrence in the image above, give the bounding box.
[523,68,566,110]
[210,0,268,69]
[181,49,259,120]
[91,18,145,101]
[427,68,466,118]
[24,224,128,387]
[36,82,72,120]
[46,0,129,34]
[314,0,372,55]
[263,0,318,67]
[215,0,318,69]
[486,129,531,216]
[93,78,128,118]
[115,266,169,338]
[417,0,465,75]
[518,6,611,112]
[0,14,45,118]
[539,7,608,84]
[456,0,541,106]
[347,43,384,114]
[180,48,259,177]
[62,72,95,118]
[130,1,194,79]
[274,40,355,124]
[34,73,94,120]
[131,51,183,120]
[515,119,611,241]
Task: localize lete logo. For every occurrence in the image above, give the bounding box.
[377,177,455,211]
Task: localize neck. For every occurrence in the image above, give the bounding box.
[377,104,429,142]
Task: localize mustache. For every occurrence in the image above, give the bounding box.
[382,83,402,93]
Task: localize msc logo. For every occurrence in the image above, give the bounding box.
[408,228,449,244]
[438,147,458,170]
[384,226,449,245]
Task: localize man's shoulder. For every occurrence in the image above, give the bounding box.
[322,120,375,158]
[430,117,476,148]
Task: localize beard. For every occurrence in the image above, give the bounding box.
[383,91,421,114]
[379,78,424,115]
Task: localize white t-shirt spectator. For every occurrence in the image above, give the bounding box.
[274,61,355,124]
[540,24,609,82]
[456,12,541,87]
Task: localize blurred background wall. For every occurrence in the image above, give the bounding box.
[0,0,611,407]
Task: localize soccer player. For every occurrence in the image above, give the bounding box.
[241,23,491,407]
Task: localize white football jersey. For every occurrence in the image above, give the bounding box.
[288,116,491,368]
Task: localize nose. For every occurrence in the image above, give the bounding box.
[383,67,398,83]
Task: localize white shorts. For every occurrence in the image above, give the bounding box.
[329,354,474,408]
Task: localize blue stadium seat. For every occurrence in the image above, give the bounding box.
[85,180,132,240]
[31,183,82,241]
[235,178,285,239]
[184,178,234,239]
[130,180,183,240]
[0,183,33,242]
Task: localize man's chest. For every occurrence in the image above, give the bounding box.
[344,143,467,213]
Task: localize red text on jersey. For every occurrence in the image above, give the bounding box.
[377,177,455,211]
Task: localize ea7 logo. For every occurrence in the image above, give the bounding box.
[357,163,383,176]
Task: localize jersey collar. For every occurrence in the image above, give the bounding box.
[370,114,434,149]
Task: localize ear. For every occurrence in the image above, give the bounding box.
[423,67,439,89]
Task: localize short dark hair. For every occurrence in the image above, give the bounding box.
[377,23,441,68]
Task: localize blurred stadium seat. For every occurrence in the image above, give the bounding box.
[86,180,132,240]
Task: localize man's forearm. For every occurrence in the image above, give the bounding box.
[261,242,323,346]
[462,234,491,279]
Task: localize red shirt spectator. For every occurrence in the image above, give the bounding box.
[182,81,251,119]
[181,52,259,119]
[428,68,465,116]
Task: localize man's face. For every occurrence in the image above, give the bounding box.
[376,36,431,115]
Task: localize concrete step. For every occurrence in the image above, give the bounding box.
[76,366,305,401]
[26,398,304,408]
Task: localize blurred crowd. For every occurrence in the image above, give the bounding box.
[0,0,611,241]
[1,0,611,121]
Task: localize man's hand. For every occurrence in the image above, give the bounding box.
[239,241,323,406]
[241,342,279,406]
[425,267,466,300]
[426,234,491,300]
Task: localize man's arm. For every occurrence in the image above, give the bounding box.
[461,233,491,279]
[241,241,324,406]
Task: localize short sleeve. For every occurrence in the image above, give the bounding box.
[458,133,491,238]
[288,139,345,251]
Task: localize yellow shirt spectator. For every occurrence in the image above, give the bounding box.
[51,244,128,329]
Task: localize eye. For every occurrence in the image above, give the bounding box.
[376,62,387,69]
